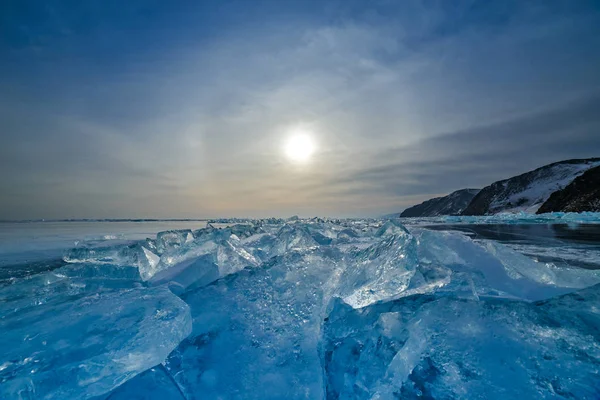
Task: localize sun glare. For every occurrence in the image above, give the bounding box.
[284,132,316,163]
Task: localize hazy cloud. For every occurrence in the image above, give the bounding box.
[1,1,600,218]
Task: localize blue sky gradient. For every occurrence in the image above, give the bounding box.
[1,0,600,219]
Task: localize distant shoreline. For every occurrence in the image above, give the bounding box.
[0,219,210,223]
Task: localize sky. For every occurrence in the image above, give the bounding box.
[1,0,600,219]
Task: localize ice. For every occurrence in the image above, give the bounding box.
[337,231,419,308]
[412,229,596,301]
[321,284,600,399]
[104,365,185,400]
[505,241,600,269]
[0,284,191,399]
[140,246,161,280]
[3,217,600,399]
[149,255,220,295]
[336,226,599,309]
[0,263,142,320]
[337,228,359,241]
[228,223,265,238]
[481,240,600,288]
[266,223,319,256]
[63,242,160,281]
[155,230,194,254]
[146,230,261,290]
[375,220,410,237]
[146,220,600,398]
[163,247,343,399]
[401,211,600,225]
[63,226,263,284]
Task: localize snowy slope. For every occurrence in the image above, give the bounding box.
[537,165,600,213]
[462,158,600,215]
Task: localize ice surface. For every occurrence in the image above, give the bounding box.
[0,283,191,399]
[2,217,600,399]
[0,262,142,320]
[104,365,185,400]
[402,211,600,225]
[147,229,261,291]
[337,228,419,308]
[161,221,600,399]
[156,230,194,253]
[266,223,319,256]
[413,229,592,301]
[63,242,160,281]
[322,284,600,399]
[162,226,344,399]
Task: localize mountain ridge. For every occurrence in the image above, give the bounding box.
[536,165,600,213]
[398,158,600,217]
[462,158,600,215]
[400,189,480,217]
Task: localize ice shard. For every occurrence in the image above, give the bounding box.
[0,286,192,399]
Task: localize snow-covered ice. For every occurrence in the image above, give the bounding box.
[1,215,600,399]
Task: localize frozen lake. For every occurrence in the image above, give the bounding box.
[1,216,600,399]
[421,223,600,270]
[0,221,209,267]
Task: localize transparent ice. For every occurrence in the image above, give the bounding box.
[0,264,191,399]
[1,214,600,399]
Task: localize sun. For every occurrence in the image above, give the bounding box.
[284,132,316,163]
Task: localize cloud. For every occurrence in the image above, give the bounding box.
[1,1,600,218]
[330,93,600,201]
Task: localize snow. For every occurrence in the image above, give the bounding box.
[489,161,600,213]
[1,217,600,399]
